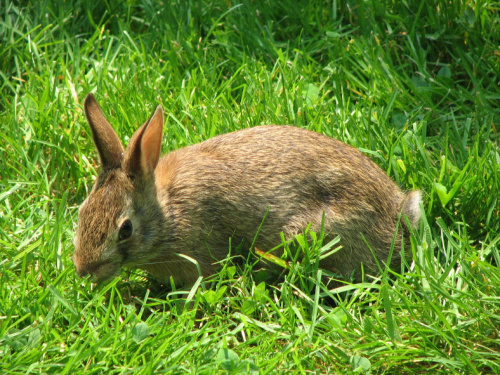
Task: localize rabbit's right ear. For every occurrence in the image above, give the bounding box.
[84,93,124,170]
[124,105,164,179]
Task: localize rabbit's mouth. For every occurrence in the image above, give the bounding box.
[74,258,121,283]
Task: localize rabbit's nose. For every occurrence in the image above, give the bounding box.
[75,267,90,279]
[73,253,90,278]
[74,259,93,279]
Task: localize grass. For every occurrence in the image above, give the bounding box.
[1,0,499,373]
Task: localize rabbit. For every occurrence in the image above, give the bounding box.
[73,93,422,287]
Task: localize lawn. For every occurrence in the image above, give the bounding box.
[1,0,499,373]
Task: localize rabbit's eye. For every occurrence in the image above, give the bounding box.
[119,219,133,241]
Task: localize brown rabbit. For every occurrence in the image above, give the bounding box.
[73,93,421,286]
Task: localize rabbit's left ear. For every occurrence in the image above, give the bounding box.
[84,93,125,170]
[124,105,164,178]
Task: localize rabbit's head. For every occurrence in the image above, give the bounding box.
[73,94,164,282]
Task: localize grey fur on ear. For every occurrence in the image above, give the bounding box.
[84,93,124,170]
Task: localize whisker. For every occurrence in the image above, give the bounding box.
[132,259,193,267]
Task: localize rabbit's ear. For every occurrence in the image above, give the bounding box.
[84,93,124,170]
[124,105,164,178]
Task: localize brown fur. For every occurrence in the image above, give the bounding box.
[73,93,422,286]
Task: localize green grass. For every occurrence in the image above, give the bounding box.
[1,0,499,373]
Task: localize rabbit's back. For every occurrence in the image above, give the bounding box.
[154,125,409,279]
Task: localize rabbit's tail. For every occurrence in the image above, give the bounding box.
[402,190,422,228]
